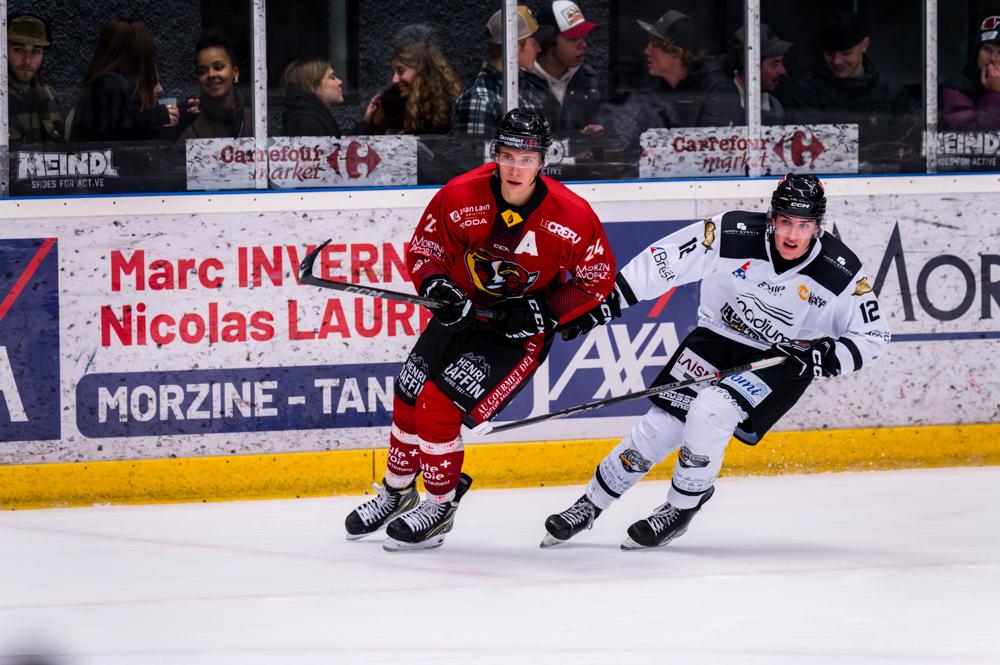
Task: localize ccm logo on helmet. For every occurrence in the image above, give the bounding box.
[542,219,582,244]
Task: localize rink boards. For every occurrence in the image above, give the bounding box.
[1,175,999,507]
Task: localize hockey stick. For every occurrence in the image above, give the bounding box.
[471,355,787,435]
[298,239,500,320]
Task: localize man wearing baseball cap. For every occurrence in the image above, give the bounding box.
[729,24,793,124]
[532,1,604,134]
[628,9,741,129]
[452,6,554,136]
[7,13,65,145]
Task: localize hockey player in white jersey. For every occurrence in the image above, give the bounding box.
[542,174,891,549]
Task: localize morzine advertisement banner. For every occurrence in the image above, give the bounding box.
[1,190,998,464]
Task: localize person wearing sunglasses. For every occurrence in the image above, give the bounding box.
[941,15,1000,130]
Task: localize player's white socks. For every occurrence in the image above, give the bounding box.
[668,386,746,509]
[586,405,684,510]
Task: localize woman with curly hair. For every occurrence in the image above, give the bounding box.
[363,24,462,135]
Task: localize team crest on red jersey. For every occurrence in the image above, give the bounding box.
[466,248,539,297]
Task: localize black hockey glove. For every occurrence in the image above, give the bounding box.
[420,275,474,329]
[773,338,840,379]
[560,289,622,341]
[492,294,557,341]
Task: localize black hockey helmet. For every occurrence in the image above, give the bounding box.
[492,108,552,159]
[770,173,826,220]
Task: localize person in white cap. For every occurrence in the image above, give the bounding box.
[452,6,554,136]
[532,1,605,135]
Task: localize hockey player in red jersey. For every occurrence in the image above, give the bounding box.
[345,109,618,551]
[542,174,890,549]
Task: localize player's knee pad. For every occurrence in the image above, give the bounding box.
[669,387,746,507]
[587,406,684,510]
[415,382,463,444]
[628,405,685,463]
[684,386,745,454]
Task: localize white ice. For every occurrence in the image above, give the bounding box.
[2,467,998,665]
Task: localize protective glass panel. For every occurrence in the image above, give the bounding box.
[937,2,1000,172]
[8,2,256,196]
[762,0,926,175]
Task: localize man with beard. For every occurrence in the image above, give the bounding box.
[7,13,64,146]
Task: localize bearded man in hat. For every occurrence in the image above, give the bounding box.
[7,13,65,145]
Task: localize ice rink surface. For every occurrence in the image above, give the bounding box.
[2,466,998,665]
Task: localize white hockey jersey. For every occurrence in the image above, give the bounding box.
[616,211,890,375]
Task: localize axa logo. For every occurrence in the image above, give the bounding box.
[326,141,381,178]
[529,322,680,413]
[732,260,750,279]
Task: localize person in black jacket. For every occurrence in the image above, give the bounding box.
[607,9,741,153]
[70,17,178,141]
[532,1,604,135]
[788,11,920,169]
[279,58,344,137]
[178,31,253,141]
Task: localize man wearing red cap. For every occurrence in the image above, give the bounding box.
[532,1,605,135]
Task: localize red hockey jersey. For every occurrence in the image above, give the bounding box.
[407,163,615,325]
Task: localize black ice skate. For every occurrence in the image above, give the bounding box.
[621,486,715,550]
[540,495,602,548]
[383,473,473,552]
[345,479,419,540]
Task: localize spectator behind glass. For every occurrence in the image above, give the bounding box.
[610,8,740,147]
[941,16,1000,130]
[452,6,553,136]
[788,11,918,151]
[279,58,344,137]
[362,24,462,135]
[178,31,252,140]
[7,13,64,145]
[70,17,178,141]
[729,24,792,125]
[532,1,604,135]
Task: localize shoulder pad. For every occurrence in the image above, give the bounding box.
[800,232,863,295]
[718,211,768,260]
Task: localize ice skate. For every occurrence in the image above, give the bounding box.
[345,479,419,540]
[621,486,715,550]
[540,494,602,548]
[383,473,473,551]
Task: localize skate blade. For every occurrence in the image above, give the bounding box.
[383,535,446,552]
[620,526,688,550]
[620,536,648,550]
[539,533,568,548]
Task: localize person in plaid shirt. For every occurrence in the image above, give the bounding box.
[451,6,553,136]
[7,13,64,146]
